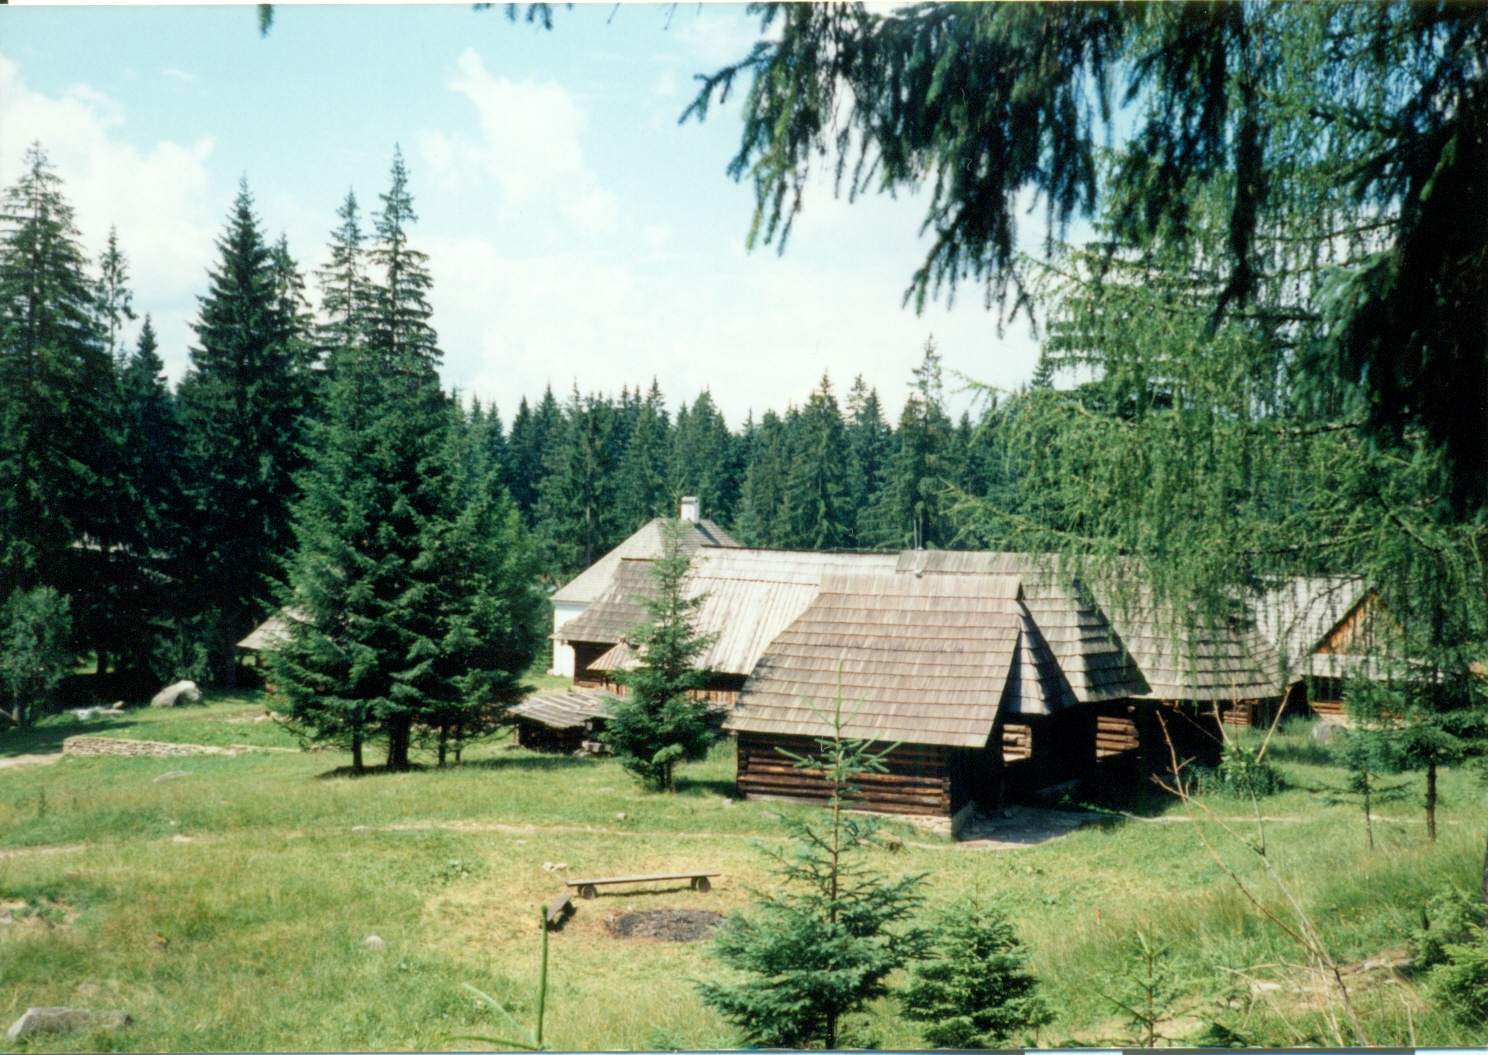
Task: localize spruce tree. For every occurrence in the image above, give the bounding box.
[601,519,718,791]
[94,227,136,364]
[176,180,314,681]
[535,388,620,578]
[869,340,957,550]
[844,375,893,546]
[900,895,1052,1048]
[415,407,545,766]
[0,145,114,597]
[783,373,851,549]
[364,146,453,769]
[670,390,739,524]
[735,409,791,548]
[116,317,182,673]
[507,386,560,522]
[315,190,372,369]
[616,379,673,531]
[697,693,926,1047]
[274,152,452,771]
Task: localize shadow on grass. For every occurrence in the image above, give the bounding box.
[457,754,593,773]
[0,716,130,758]
[676,776,743,800]
[316,762,431,780]
[573,882,714,901]
[1264,739,1338,767]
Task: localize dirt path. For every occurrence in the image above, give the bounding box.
[0,842,85,862]
[0,752,62,771]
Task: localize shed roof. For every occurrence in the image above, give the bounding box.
[728,570,1070,748]
[1251,576,1373,680]
[236,607,309,651]
[896,550,1148,702]
[508,688,616,731]
[550,517,738,605]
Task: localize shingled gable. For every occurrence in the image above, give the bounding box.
[895,550,1148,702]
[728,570,1072,748]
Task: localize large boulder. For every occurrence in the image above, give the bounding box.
[150,680,202,708]
[6,1008,131,1041]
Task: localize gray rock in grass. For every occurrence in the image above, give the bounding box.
[150,680,202,708]
[6,1008,131,1041]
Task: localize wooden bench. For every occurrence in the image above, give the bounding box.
[566,871,720,900]
[544,893,574,930]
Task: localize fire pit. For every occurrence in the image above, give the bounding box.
[602,908,725,942]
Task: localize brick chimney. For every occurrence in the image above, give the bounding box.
[679,496,700,524]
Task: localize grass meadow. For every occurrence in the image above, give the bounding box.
[2,696,1483,1050]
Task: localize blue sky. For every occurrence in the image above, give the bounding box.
[2,2,1044,424]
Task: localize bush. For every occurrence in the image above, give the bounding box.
[1196,742,1285,798]
[1431,927,1488,1026]
[1411,885,1485,970]
[899,895,1052,1047]
[0,587,73,726]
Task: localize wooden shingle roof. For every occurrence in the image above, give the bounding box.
[509,689,615,731]
[556,549,899,677]
[556,560,654,644]
[550,517,738,605]
[1250,576,1374,681]
[1098,591,1282,701]
[728,571,1067,747]
[896,551,1148,702]
[236,607,309,651]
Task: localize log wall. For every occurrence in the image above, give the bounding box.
[736,732,954,816]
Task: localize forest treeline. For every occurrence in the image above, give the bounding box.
[0,142,1026,702]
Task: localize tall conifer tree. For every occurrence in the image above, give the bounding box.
[176,180,314,681]
[617,379,672,530]
[783,374,851,549]
[0,145,114,598]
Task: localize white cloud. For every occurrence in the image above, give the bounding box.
[0,53,217,376]
[416,48,618,236]
[160,67,196,83]
[652,71,676,98]
[425,232,1038,429]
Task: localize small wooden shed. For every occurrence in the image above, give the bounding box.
[508,688,617,754]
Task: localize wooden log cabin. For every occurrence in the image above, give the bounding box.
[554,548,899,704]
[1092,586,1284,771]
[728,566,1149,831]
[547,498,738,679]
[1252,576,1389,718]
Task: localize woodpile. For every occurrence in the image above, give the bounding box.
[1095,715,1140,758]
[1001,723,1033,763]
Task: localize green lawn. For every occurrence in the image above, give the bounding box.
[1,700,1482,1050]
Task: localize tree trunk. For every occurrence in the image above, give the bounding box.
[385,719,411,770]
[437,726,448,768]
[1480,830,1487,924]
[1362,771,1374,851]
[352,732,363,773]
[1425,760,1438,843]
[96,650,107,676]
